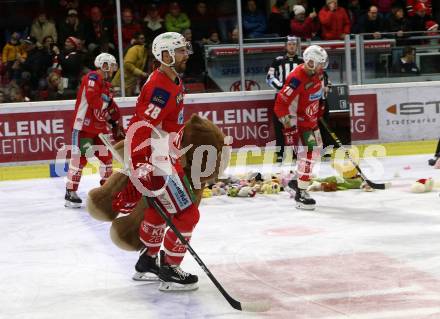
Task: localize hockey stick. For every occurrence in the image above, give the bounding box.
[319,118,391,190]
[99,134,271,312]
[146,198,271,312]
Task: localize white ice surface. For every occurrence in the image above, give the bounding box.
[1,154,440,319]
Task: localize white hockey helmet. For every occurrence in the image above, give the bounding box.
[94,53,118,72]
[303,45,328,70]
[152,32,192,67]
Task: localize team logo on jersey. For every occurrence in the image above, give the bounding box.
[305,102,320,117]
[288,77,301,89]
[88,73,98,81]
[176,92,184,105]
[150,88,170,108]
[309,88,323,101]
[93,108,107,121]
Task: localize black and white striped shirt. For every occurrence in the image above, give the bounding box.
[266,54,303,91]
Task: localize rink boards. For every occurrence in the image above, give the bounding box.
[0,82,439,180]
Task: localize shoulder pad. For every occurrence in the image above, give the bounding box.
[150,87,171,108]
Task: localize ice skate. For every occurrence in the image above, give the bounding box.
[158,262,199,291]
[132,247,160,281]
[65,189,82,208]
[295,188,316,210]
[158,249,198,291]
[286,179,298,198]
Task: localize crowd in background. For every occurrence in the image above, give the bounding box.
[0,0,439,103]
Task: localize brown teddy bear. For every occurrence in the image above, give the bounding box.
[87,114,227,251]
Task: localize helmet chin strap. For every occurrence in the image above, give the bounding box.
[305,60,317,75]
[160,53,180,77]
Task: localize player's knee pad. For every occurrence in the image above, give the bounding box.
[173,204,200,233]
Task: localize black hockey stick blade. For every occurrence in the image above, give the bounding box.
[364,178,391,190]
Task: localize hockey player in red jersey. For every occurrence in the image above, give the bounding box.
[274,45,328,210]
[121,32,200,291]
[65,53,125,208]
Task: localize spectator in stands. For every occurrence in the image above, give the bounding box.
[142,4,166,44]
[204,30,221,45]
[392,46,420,75]
[267,0,291,37]
[190,1,216,42]
[2,32,25,81]
[347,0,365,33]
[229,27,239,43]
[165,2,191,34]
[425,20,439,33]
[408,2,435,31]
[114,8,142,51]
[58,9,85,46]
[45,71,66,100]
[111,32,148,97]
[370,0,396,19]
[57,36,84,92]
[407,0,432,17]
[42,35,60,70]
[319,0,351,40]
[30,12,58,46]
[19,36,52,91]
[357,5,386,39]
[84,6,114,53]
[290,5,320,40]
[425,20,439,45]
[243,0,267,38]
[215,0,237,42]
[386,6,410,40]
[8,83,27,102]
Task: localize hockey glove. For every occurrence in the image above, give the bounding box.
[109,119,125,142]
[112,180,141,214]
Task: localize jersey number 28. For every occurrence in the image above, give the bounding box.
[145,103,162,119]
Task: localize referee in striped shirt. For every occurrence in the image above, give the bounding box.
[266,36,303,162]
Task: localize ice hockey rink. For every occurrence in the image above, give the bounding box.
[1,154,440,319]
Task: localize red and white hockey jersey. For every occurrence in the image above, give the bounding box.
[72,71,112,134]
[274,64,324,130]
[129,68,185,159]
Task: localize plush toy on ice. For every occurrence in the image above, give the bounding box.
[410,178,434,193]
[302,156,375,192]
